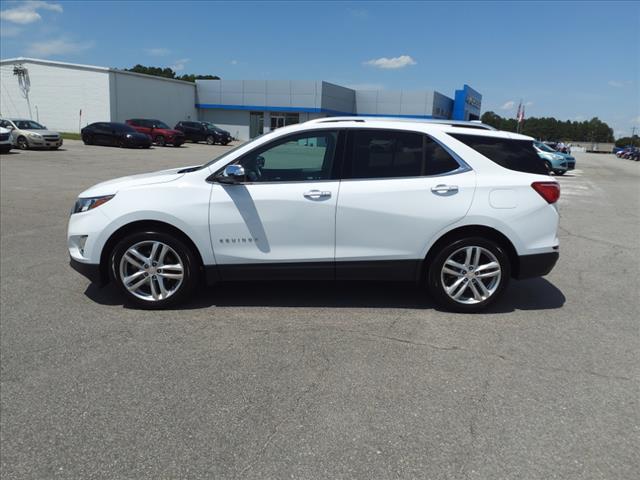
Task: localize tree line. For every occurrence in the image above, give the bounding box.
[480,111,615,143]
[124,64,220,83]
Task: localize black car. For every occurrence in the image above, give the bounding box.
[174,121,232,145]
[81,122,152,148]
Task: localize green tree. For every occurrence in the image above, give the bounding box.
[124,65,220,83]
[480,111,614,142]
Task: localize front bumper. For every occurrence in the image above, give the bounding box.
[70,257,102,284]
[27,137,63,148]
[515,251,559,279]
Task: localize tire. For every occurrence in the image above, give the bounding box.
[118,138,127,148]
[154,135,166,147]
[82,134,93,145]
[427,236,511,313]
[554,170,566,176]
[0,146,11,154]
[544,161,552,173]
[205,135,215,145]
[172,142,183,148]
[110,231,199,309]
[222,140,230,146]
[50,146,59,150]
[16,136,29,150]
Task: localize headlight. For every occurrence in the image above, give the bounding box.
[126,134,132,138]
[72,195,115,214]
[27,132,42,138]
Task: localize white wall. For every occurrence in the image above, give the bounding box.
[110,72,197,128]
[0,61,110,132]
[199,109,250,140]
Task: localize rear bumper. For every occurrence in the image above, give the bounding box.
[69,257,103,284]
[515,251,559,279]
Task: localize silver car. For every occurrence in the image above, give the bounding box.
[0,118,63,150]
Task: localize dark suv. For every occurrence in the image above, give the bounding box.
[174,121,232,145]
[125,119,185,147]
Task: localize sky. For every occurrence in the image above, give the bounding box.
[1,0,639,137]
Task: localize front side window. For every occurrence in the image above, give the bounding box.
[345,129,460,179]
[233,131,338,182]
[16,120,45,130]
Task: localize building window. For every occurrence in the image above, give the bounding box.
[270,112,299,131]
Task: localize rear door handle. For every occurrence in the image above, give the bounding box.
[431,184,459,195]
[304,190,331,199]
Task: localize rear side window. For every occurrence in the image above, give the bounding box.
[345,129,460,179]
[450,134,547,175]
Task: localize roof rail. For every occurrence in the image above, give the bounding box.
[305,116,495,130]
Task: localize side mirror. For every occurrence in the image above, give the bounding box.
[5,125,14,131]
[217,165,245,184]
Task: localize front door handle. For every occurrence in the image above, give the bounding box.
[304,190,331,200]
[431,184,459,195]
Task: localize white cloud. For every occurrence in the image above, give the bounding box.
[145,47,171,56]
[170,58,189,71]
[230,59,238,65]
[26,38,92,57]
[631,116,640,125]
[608,80,632,88]
[364,55,416,70]
[572,115,586,121]
[0,1,62,24]
[525,101,534,107]
[500,100,515,110]
[345,83,384,91]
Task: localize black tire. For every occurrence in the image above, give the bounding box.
[16,136,29,150]
[50,146,59,150]
[554,170,566,176]
[172,142,183,148]
[0,146,11,154]
[205,135,215,145]
[544,161,552,173]
[110,231,199,309]
[427,236,511,313]
[154,135,166,147]
[82,134,93,145]
[222,140,230,146]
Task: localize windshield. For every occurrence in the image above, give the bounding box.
[153,120,170,129]
[15,120,45,130]
[535,142,557,153]
[204,122,221,131]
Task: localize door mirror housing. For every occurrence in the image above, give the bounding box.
[217,165,245,184]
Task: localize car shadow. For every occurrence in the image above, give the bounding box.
[84,277,565,314]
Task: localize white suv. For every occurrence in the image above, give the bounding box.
[68,118,560,312]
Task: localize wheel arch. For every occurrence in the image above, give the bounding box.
[99,220,205,284]
[420,225,519,281]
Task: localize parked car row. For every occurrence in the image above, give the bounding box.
[615,146,640,161]
[81,119,233,149]
[0,116,233,152]
[534,141,576,175]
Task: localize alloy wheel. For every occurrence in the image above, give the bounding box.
[440,246,502,305]
[118,240,184,302]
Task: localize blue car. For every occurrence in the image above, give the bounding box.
[534,141,570,175]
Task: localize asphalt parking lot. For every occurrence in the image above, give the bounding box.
[1,140,638,479]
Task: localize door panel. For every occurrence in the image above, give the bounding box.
[209,181,338,265]
[335,170,476,263]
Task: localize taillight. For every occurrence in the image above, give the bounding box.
[531,181,560,204]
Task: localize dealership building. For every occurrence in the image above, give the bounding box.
[0,57,482,140]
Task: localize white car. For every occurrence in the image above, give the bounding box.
[0,118,63,150]
[68,117,560,312]
[0,126,12,153]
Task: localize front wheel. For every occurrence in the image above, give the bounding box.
[205,135,215,145]
[82,134,93,145]
[110,231,199,309]
[554,170,566,176]
[427,237,510,313]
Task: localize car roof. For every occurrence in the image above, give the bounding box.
[300,116,532,141]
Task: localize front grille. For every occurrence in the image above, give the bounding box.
[0,133,9,141]
[44,135,59,140]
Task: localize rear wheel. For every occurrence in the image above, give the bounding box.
[554,170,566,175]
[154,135,166,147]
[427,237,510,313]
[82,134,93,145]
[110,231,199,309]
[16,136,29,150]
[205,135,215,145]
